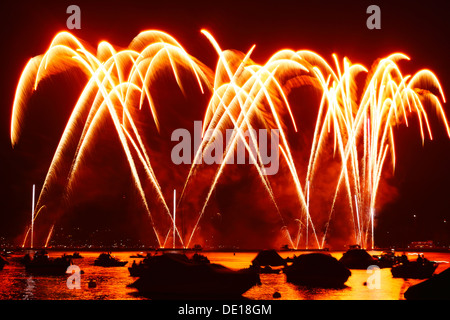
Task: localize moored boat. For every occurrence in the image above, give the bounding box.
[391,261,438,279]
[129,252,211,277]
[372,250,402,268]
[129,253,260,298]
[404,267,450,299]
[64,252,83,259]
[284,253,351,288]
[71,252,83,259]
[339,245,378,269]
[94,253,128,267]
[259,266,281,274]
[24,250,72,275]
[130,252,147,258]
[128,254,154,277]
[252,250,286,267]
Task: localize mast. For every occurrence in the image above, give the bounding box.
[371,207,375,250]
[306,180,309,250]
[173,189,176,249]
[31,184,35,249]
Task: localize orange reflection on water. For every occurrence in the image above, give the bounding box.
[0,251,449,300]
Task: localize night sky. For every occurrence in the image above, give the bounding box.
[0,0,449,249]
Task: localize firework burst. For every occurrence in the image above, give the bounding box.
[12,30,449,249]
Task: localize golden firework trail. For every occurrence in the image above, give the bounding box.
[12,30,449,249]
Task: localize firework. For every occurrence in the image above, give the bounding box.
[12,30,449,249]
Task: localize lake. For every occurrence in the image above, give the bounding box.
[0,250,448,300]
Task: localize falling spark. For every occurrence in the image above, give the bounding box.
[11,31,450,249]
[44,224,55,248]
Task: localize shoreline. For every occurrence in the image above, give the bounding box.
[5,247,450,253]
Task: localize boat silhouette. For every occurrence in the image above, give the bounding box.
[258,266,281,274]
[129,252,210,277]
[339,245,378,269]
[391,261,438,279]
[129,253,260,298]
[252,250,286,267]
[372,250,402,268]
[404,267,450,299]
[250,250,286,274]
[128,253,158,277]
[24,250,72,275]
[284,253,351,288]
[94,253,128,267]
[69,252,83,259]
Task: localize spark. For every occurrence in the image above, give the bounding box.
[12,31,449,249]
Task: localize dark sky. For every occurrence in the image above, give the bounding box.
[0,0,449,249]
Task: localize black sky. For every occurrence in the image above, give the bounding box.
[0,0,449,248]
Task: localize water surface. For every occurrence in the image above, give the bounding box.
[0,250,448,300]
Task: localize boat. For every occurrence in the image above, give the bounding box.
[404,267,450,299]
[259,266,281,274]
[71,252,83,259]
[65,252,83,259]
[24,250,72,275]
[130,252,146,258]
[88,280,97,288]
[372,250,402,268]
[128,252,211,277]
[284,253,351,288]
[391,261,438,279]
[94,253,128,267]
[248,250,285,274]
[129,253,260,298]
[339,245,378,269]
[251,250,286,267]
[191,252,210,264]
[128,253,157,277]
[128,261,144,277]
[19,253,32,265]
